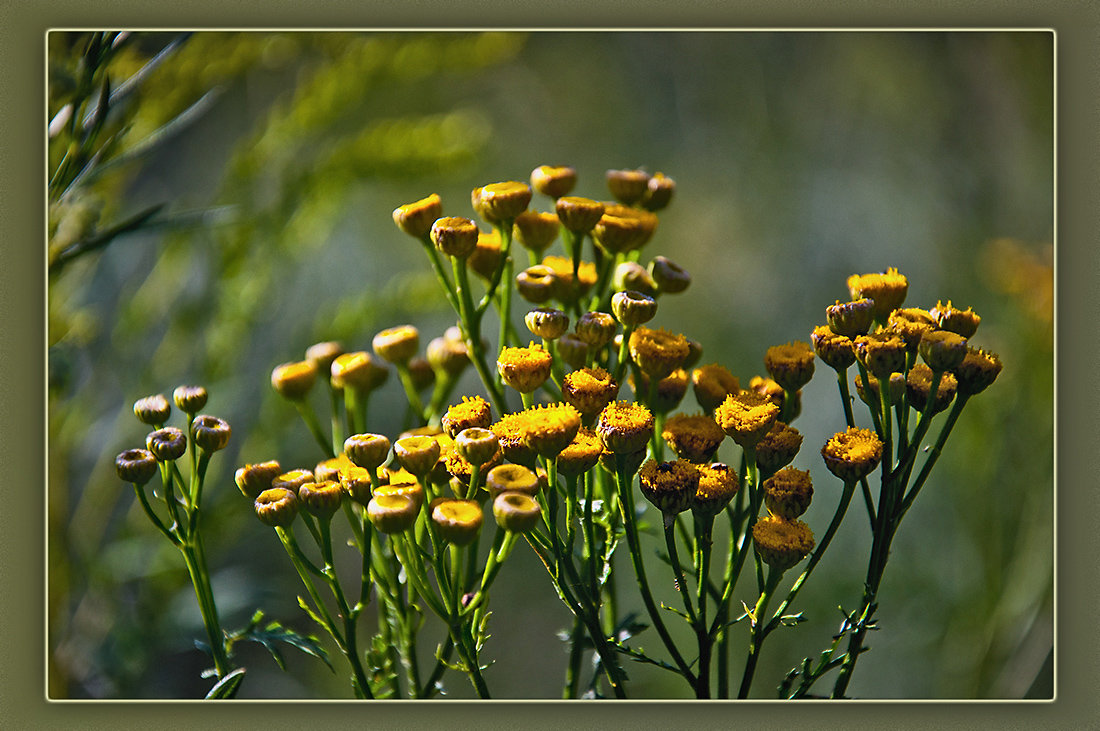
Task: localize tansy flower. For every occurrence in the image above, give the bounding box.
[847,268,909,322]
[691,364,741,412]
[497,344,553,393]
[596,401,655,454]
[714,390,780,449]
[821,427,884,483]
[441,395,493,438]
[753,516,815,572]
[763,467,813,520]
[661,412,724,463]
[629,326,690,380]
[638,458,699,519]
[764,341,816,394]
[692,462,740,519]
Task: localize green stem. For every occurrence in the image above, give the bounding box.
[396,363,429,426]
[293,398,335,459]
[737,564,783,698]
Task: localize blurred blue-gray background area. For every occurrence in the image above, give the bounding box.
[48,31,1053,699]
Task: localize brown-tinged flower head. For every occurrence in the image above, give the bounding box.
[614,261,659,298]
[596,400,655,454]
[407,356,435,392]
[750,375,787,411]
[146,426,187,462]
[372,478,425,513]
[426,335,470,377]
[441,395,493,438]
[373,325,420,365]
[393,435,442,477]
[516,264,558,304]
[493,491,542,533]
[298,480,344,520]
[525,307,570,340]
[134,394,171,426]
[811,325,857,372]
[930,300,981,338]
[492,412,539,469]
[393,193,443,238]
[715,390,781,449]
[692,364,741,413]
[661,412,724,463]
[271,360,317,401]
[330,351,388,392]
[753,516,815,572]
[853,331,908,379]
[191,414,231,453]
[755,422,804,477]
[517,403,582,459]
[764,341,816,394]
[454,427,501,469]
[541,255,599,303]
[556,333,589,371]
[593,205,656,255]
[633,368,690,414]
[612,290,658,327]
[486,463,539,499]
[314,454,353,483]
[763,467,813,520]
[853,370,906,407]
[344,433,391,471]
[826,299,876,339]
[821,427,884,483]
[367,492,419,534]
[562,366,620,421]
[255,487,300,527]
[472,181,532,224]
[847,268,909,322]
[640,172,675,211]
[574,311,618,350]
[468,229,502,280]
[173,385,208,414]
[629,327,690,380]
[906,363,958,414]
[430,216,479,258]
[684,339,704,371]
[497,343,553,394]
[606,168,651,205]
[116,448,159,485]
[918,330,969,373]
[556,427,605,477]
[531,165,577,199]
[513,210,560,255]
[235,461,283,500]
[693,462,740,518]
[272,469,314,494]
[431,498,483,545]
[555,196,605,234]
[339,465,374,504]
[648,256,691,294]
[887,308,937,354]
[638,458,699,518]
[305,341,345,376]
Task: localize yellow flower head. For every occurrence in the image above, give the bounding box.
[714,390,780,449]
[753,516,815,572]
[906,363,958,415]
[887,307,937,354]
[633,368,690,414]
[515,403,582,459]
[661,412,725,463]
[331,351,389,392]
[373,325,420,365]
[556,427,605,477]
[930,300,981,338]
[472,181,532,224]
[764,341,816,394]
[691,363,741,413]
[271,360,318,401]
[755,421,804,477]
[821,427,884,483]
[596,400,655,454]
[314,453,353,483]
[629,326,690,380]
[810,325,856,372]
[692,462,740,518]
[853,331,908,380]
[918,330,969,373]
[555,195,605,234]
[605,169,651,206]
[431,498,484,545]
[826,298,875,338]
[531,165,577,199]
[497,343,553,394]
[492,412,539,469]
[846,268,909,322]
[562,366,621,421]
[513,210,560,255]
[441,395,493,438]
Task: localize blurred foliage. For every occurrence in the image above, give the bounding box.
[48,31,1052,699]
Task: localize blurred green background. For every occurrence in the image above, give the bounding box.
[47,30,1053,700]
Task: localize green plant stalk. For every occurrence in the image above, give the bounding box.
[130,482,178,545]
[495,220,517,362]
[452,256,507,416]
[396,363,430,426]
[613,323,635,385]
[293,398,335,458]
[615,456,696,686]
[899,393,970,518]
[737,564,783,698]
[317,518,375,699]
[417,234,461,315]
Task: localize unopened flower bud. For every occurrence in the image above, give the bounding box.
[493,491,542,533]
[691,364,740,412]
[918,330,968,373]
[146,427,187,462]
[811,325,856,372]
[486,463,539,499]
[429,216,479,259]
[513,210,560,255]
[556,333,589,370]
[556,428,604,477]
[271,360,317,401]
[515,265,558,304]
[753,516,814,572]
[235,460,283,499]
[455,427,501,468]
[191,415,231,453]
[930,300,981,338]
[373,325,420,365]
[298,480,344,520]
[853,332,908,379]
[763,467,813,520]
[134,394,171,426]
[393,435,442,477]
[531,165,577,199]
[525,307,570,340]
[393,193,443,238]
[173,385,208,414]
[431,498,483,545]
[426,335,470,377]
[764,341,816,394]
[367,493,419,534]
[472,181,532,224]
[562,367,620,421]
[115,448,158,485]
[255,487,300,527]
[330,351,388,392]
[344,433,391,471]
[640,172,675,212]
[612,290,658,327]
[606,168,651,205]
[305,341,344,374]
[826,299,875,338]
[468,230,502,280]
[907,363,958,413]
[648,256,690,294]
[555,196,605,234]
[661,412,724,463]
[613,261,658,298]
[754,422,804,477]
[574,311,618,350]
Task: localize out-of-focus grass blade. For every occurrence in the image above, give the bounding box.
[80,33,193,130]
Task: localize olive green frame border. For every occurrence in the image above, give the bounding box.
[8,1,1096,727]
